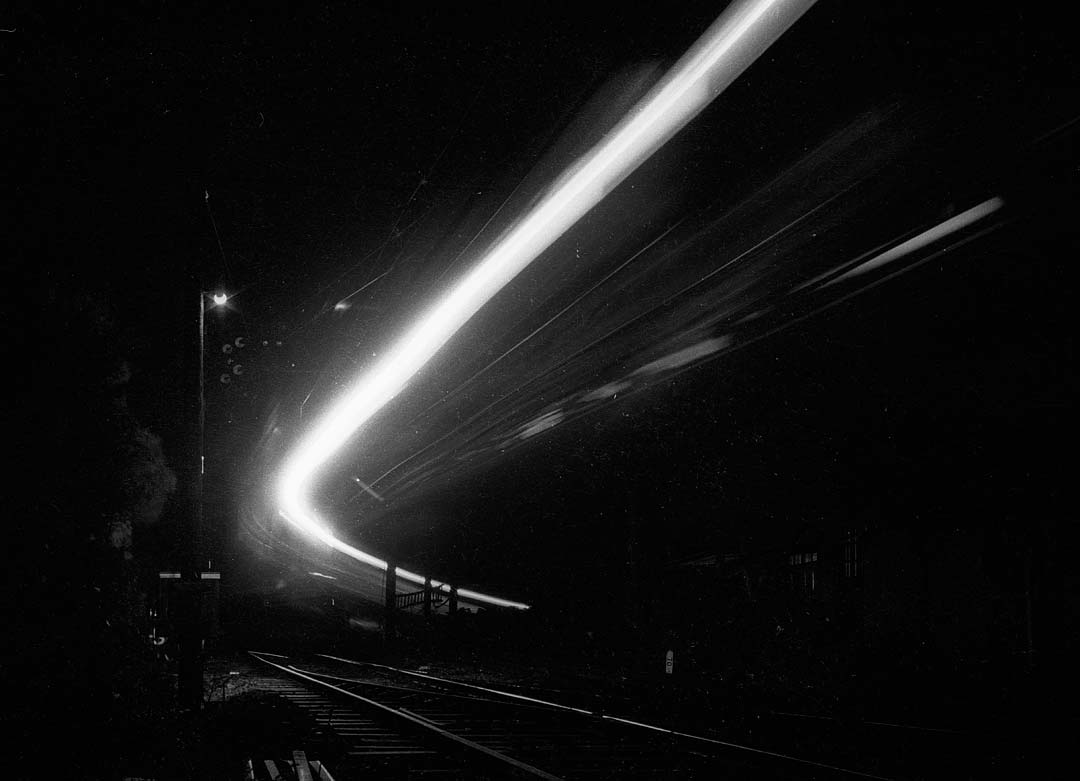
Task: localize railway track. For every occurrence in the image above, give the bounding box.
[218,652,473,777]
[230,651,890,779]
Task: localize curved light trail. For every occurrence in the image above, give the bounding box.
[276,0,818,609]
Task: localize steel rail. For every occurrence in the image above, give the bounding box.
[249,652,563,780]
[316,653,894,780]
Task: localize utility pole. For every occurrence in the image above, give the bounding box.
[196,289,206,571]
[178,290,228,711]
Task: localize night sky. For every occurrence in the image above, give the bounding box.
[14,2,1077,611]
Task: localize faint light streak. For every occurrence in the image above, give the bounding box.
[412,223,683,425]
[733,307,772,324]
[632,336,732,376]
[308,571,337,580]
[822,197,1004,288]
[517,409,565,440]
[335,267,393,312]
[352,476,385,503]
[581,381,633,402]
[276,0,817,611]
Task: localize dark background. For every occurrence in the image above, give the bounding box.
[8,2,1079,765]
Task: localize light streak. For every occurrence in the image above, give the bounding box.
[276,0,817,609]
[822,197,1005,287]
[632,336,732,376]
[581,381,632,402]
[336,267,393,311]
[517,409,565,440]
[352,475,385,502]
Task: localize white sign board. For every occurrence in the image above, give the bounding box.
[665,650,674,675]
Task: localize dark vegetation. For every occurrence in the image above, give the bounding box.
[8,284,345,779]
[8,287,181,779]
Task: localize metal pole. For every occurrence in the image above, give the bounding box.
[196,290,205,573]
[179,291,207,712]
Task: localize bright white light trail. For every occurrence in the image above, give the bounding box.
[277,0,817,610]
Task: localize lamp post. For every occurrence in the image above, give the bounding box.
[179,289,227,711]
[197,290,228,571]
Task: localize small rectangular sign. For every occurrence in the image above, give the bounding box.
[665,650,674,674]
[158,572,181,579]
[200,572,221,580]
